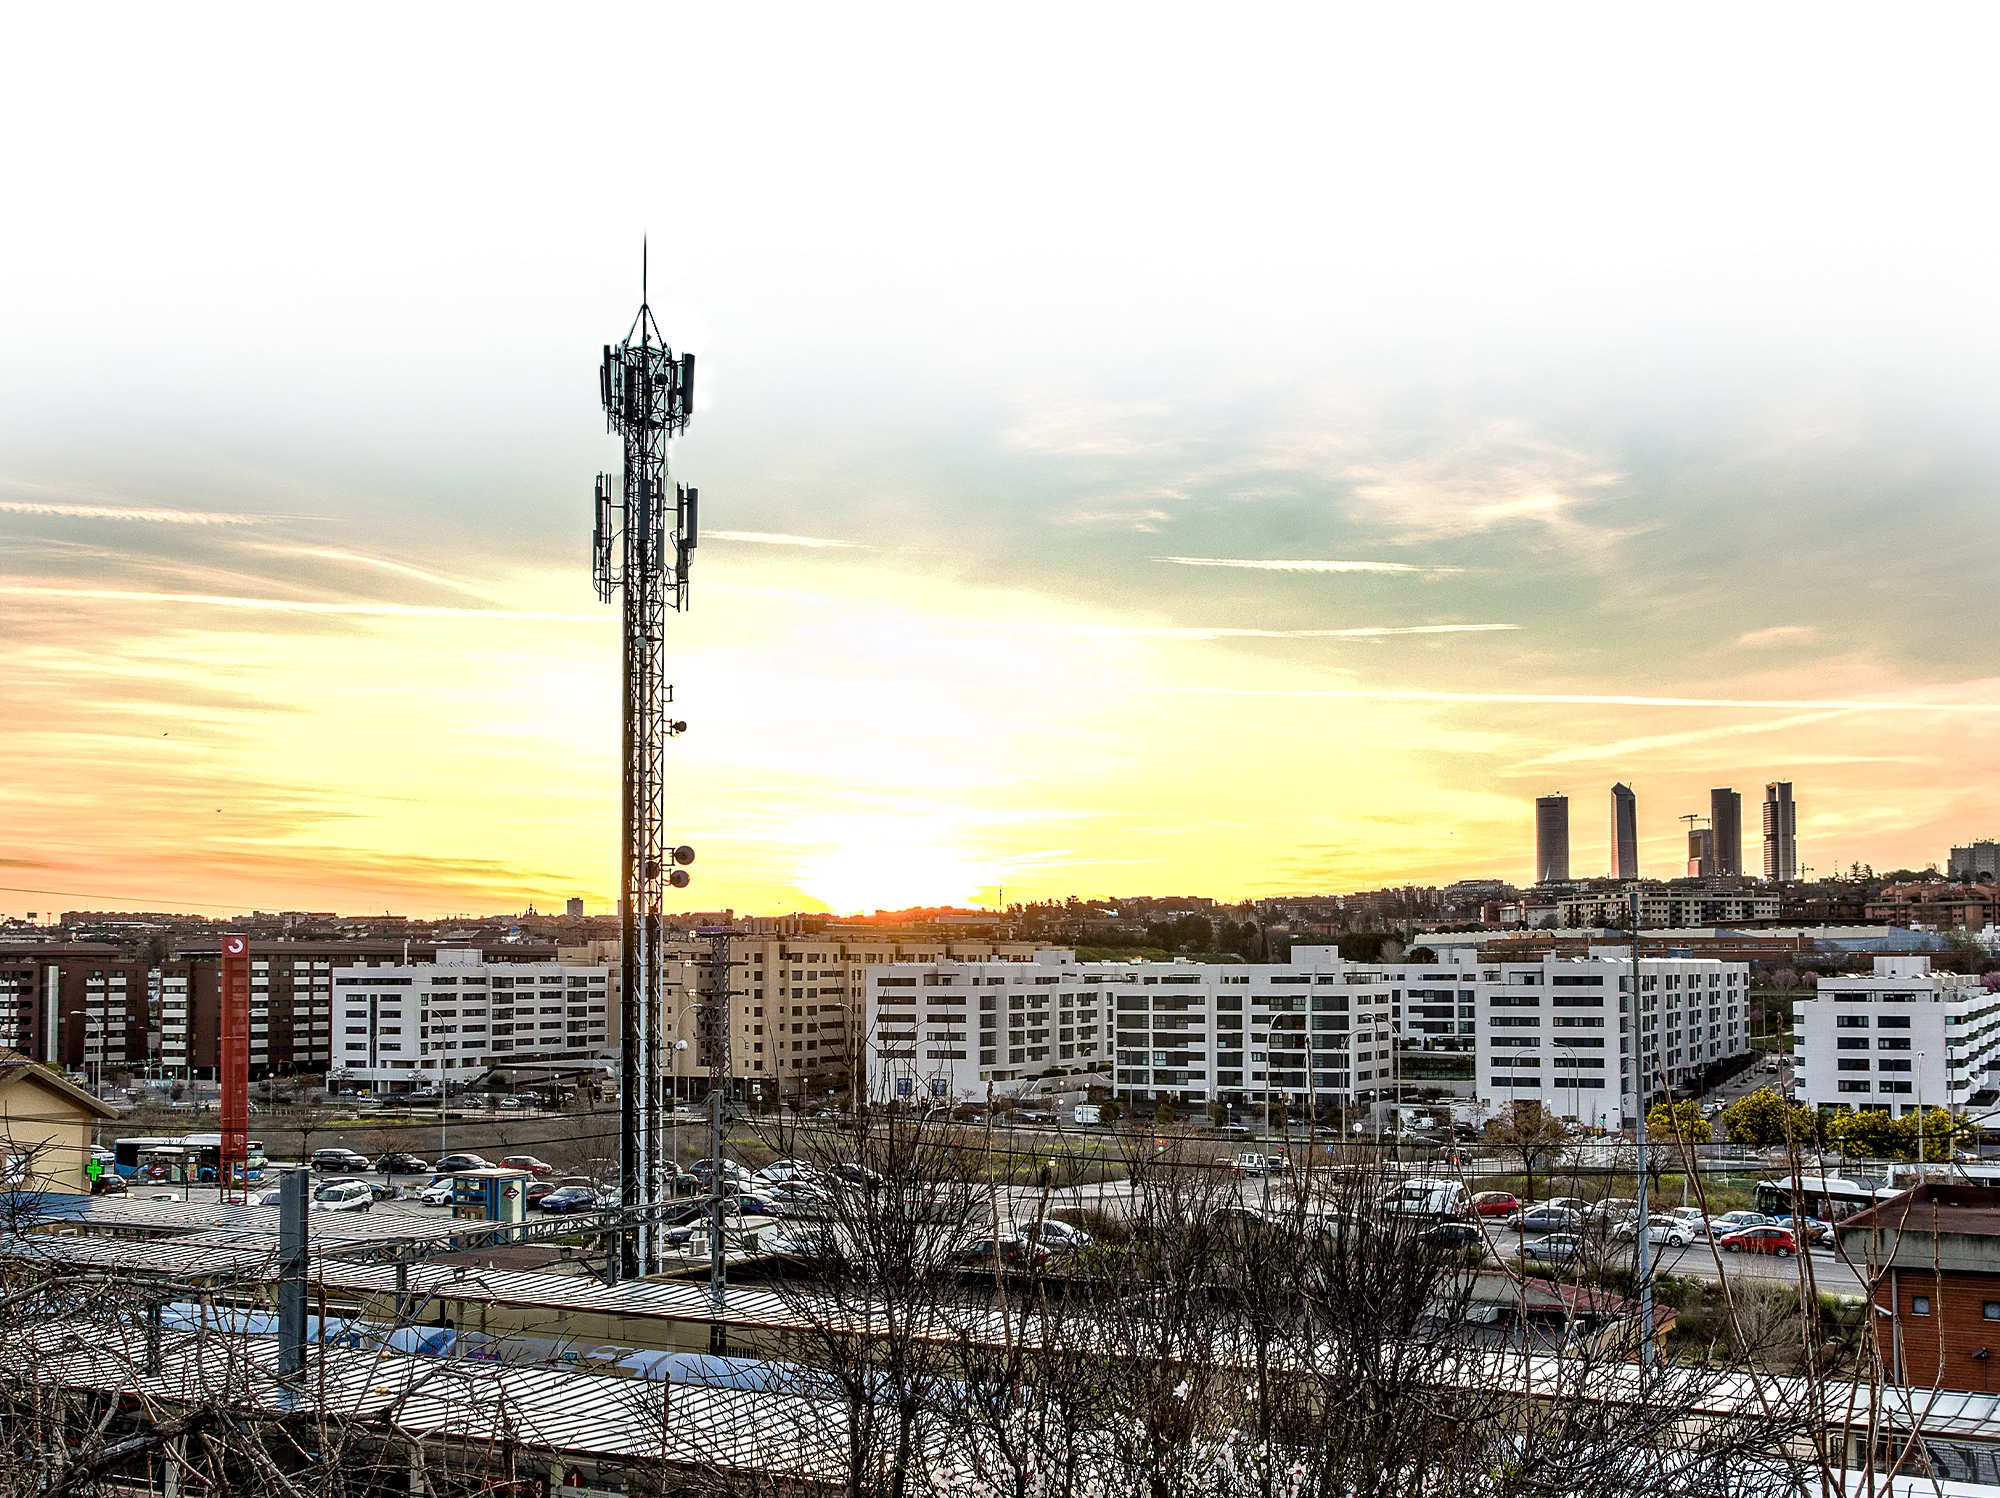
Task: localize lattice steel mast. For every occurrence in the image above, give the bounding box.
[594,248,698,1278]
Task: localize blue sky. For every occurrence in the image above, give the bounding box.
[4,5,1999,916]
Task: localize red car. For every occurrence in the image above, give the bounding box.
[498,1155,554,1176]
[1471,1191,1520,1219]
[1718,1225,1798,1257]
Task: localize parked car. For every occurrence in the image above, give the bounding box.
[374,1152,430,1175]
[416,1178,457,1206]
[312,1180,373,1213]
[1420,1221,1485,1252]
[1778,1214,1835,1247]
[311,1148,372,1175]
[1470,1191,1520,1218]
[949,1236,1049,1271]
[1668,1206,1709,1233]
[90,1173,129,1197]
[1611,1214,1695,1248]
[1718,1225,1798,1257]
[522,1179,559,1207]
[432,1153,492,1174]
[763,1181,832,1213]
[1210,1205,1273,1232]
[248,1187,283,1207]
[1510,1207,1581,1234]
[1014,1218,1093,1253]
[1705,1210,1772,1239]
[499,1155,554,1176]
[752,1160,818,1187]
[1521,1233,1586,1264]
[537,1185,600,1214]
[828,1162,884,1189]
[1583,1197,1640,1225]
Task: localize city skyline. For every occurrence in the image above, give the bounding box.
[6,13,2000,919]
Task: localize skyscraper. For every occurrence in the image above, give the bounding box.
[1763,782,1797,881]
[1611,783,1639,880]
[1687,826,1715,877]
[1535,795,1571,884]
[1710,787,1743,877]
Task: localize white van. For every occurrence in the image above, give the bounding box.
[1381,1178,1468,1218]
[1072,1104,1102,1126]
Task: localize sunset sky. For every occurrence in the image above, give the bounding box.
[5,7,2000,919]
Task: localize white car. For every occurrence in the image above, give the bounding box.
[753,1160,819,1187]
[1612,1214,1694,1249]
[1013,1219,1093,1252]
[311,1180,373,1213]
[416,1177,457,1206]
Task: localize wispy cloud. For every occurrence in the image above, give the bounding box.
[238,543,499,598]
[1159,556,1461,575]
[0,500,267,526]
[0,585,603,622]
[706,530,858,549]
[1140,686,2000,713]
[967,621,1517,641]
[1515,710,1855,767]
[1736,624,1819,649]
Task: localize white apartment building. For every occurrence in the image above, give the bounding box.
[329,949,609,1090]
[865,947,1750,1128]
[1556,886,1780,929]
[1477,951,1749,1129]
[1793,956,2000,1115]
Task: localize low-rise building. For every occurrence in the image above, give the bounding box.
[1793,956,2000,1114]
[0,1056,120,1193]
[1839,1184,2000,1392]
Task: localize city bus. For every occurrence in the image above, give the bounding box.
[113,1135,266,1183]
[1752,1176,1896,1222]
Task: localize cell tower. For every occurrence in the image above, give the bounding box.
[593,247,699,1277]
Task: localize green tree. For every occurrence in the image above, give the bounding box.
[1267,1101,1289,1131]
[1720,1088,1791,1146]
[1824,1108,1910,1160]
[1647,1100,1711,1144]
[1096,1099,1122,1125]
[1207,1100,1229,1128]
[1154,1100,1178,1125]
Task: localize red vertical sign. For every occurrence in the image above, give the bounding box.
[219,935,250,1199]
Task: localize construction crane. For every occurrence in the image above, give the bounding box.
[593,248,700,1278]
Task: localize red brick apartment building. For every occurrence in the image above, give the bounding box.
[1865,885,1999,932]
[0,944,155,1073]
[1839,1185,2000,1392]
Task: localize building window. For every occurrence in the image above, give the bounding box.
[1985,1303,2000,1322]
[1911,1296,1931,1316]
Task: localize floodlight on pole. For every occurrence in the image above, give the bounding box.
[593,244,702,1279]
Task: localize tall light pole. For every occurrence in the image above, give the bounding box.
[592,250,701,1279]
[1629,889,1654,1373]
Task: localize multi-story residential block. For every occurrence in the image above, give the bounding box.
[1865,884,1998,933]
[0,944,155,1075]
[1793,956,2000,1114]
[329,948,609,1090]
[661,932,1055,1106]
[1476,951,1748,1129]
[1554,884,1780,930]
[1950,840,2000,882]
[866,947,1749,1127]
